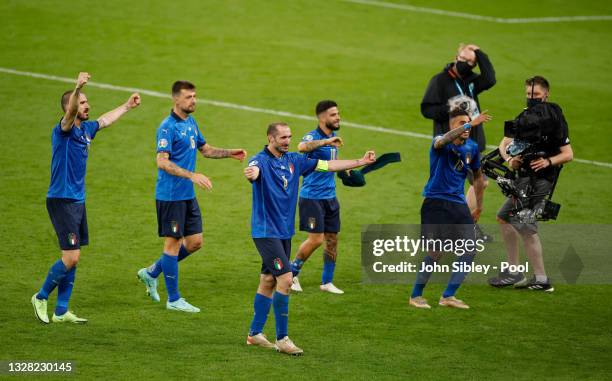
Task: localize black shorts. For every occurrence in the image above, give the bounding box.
[497,177,553,234]
[156,198,203,238]
[253,238,292,277]
[46,198,89,250]
[298,197,340,233]
[420,198,475,242]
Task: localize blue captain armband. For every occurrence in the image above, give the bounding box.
[316,160,329,172]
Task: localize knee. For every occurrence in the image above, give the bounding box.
[185,238,203,253]
[276,273,293,292]
[308,234,324,247]
[260,274,276,290]
[62,251,80,268]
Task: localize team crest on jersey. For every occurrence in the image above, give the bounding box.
[171,220,179,234]
[303,134,314,141]
[289,164,294,175]
[308,217,316,230]
[67,233,77,246]
[158,138,168,148]
[273,258,283,271]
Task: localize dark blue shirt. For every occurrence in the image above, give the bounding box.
[422,137,481,204]
[299,127,338,200]
[155,111,206,201]
[47,120,100,201]
[249,147,318,239]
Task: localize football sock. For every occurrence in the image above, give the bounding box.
[55,267,76,316]
[37,259,69,300]
[273,292,289,340]
[411,255,435,298]
[148,245,192,278]
[535,274,548,283]
[321,251,336,284]
[161,253,180,302]
[249,293,273,336]
[291,258,304,277]
[443,253,475,298]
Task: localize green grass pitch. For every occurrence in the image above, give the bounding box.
[1,0,611,379]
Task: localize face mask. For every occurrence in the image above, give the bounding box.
[526,98,544,108]
[455,61,473,77]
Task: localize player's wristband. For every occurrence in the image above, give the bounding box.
[316,160,329,172]
[547,158,553,166]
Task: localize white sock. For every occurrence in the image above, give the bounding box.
[535,274,547,283]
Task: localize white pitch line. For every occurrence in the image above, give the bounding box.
[342,0,612,23]
[1,66,610,169]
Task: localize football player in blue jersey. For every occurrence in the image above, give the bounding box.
[137,80,246,313]
[244,122,375,355]
[32,72,141,324]
[409,108,491,310]
[290,100,346,294]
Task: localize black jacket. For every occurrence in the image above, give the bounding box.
[421,49,496,152]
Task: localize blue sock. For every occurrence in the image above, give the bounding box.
[273,292,289,340]
[249,293,273,336]
[291,258,304,277]
[321,252,336,284]
[443,254,475,298]
[148,246,192,279]
[37,260,69,300]
[161,253,180,302]
[55,267,76,316]
[411,255,435,298]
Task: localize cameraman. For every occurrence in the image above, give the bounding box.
[489,76,573,292]
[421,43,496,239]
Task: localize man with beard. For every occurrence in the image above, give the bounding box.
[421,43,496,240]
[289,100,345,294]
[136,80,246,313]
[244,122,375,354]
[32,72,141,324]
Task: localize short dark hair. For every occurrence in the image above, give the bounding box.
[172,80,196,96]
[267,122,288,136]
[449,108,470,121]
[525,76,550,91]
[315,100,338,115]
[61,90,73,112]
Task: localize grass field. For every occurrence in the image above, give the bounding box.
[1,0,612,379]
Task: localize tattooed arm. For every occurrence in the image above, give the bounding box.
[297,136,343,153]
[198,144,247,161]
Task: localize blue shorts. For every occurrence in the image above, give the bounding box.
[420,198,475,241]
[156,198,203,238]
[46,198,88,250]
[253,238,292,277]
[298,197,340,233]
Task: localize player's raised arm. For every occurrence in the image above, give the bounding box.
[322,151,376,172]
[297,136,343,153]
[156,152,212,190]
[61,72,90,132]
[198,144,247,161]
[97,93,141,129]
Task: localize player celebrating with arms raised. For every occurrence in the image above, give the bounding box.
[137,81,246,313]
[32,72,141,324]
[244,122,375,355]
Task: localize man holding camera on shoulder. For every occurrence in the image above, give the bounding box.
[488,76,573,292]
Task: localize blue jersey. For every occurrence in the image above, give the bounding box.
[249,147,319,239]
[155,111,206,201]
[299,127,338,200]
[422,137,481,204]
[47,120,100,201]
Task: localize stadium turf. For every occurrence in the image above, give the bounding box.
[1,0,611,379]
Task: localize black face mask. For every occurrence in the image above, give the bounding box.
[455,61,473,77]
[527,98,544,108]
